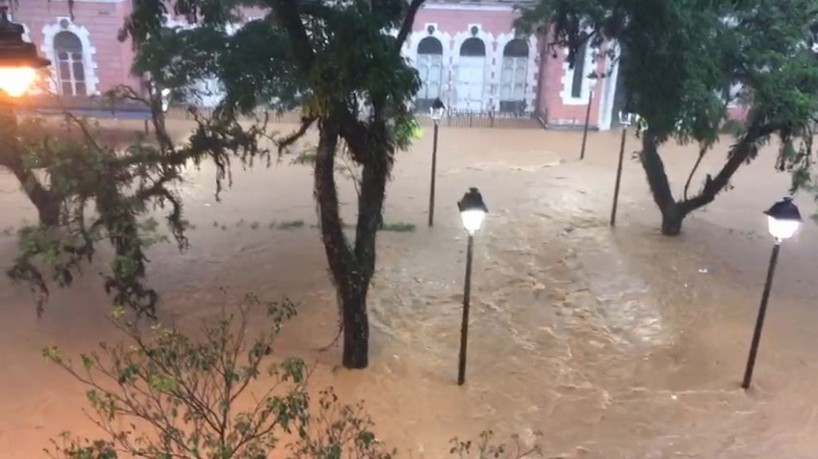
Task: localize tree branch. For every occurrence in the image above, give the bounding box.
[276,116,317,155]
[679,121,778,214]
[269,0,315,73]
[396,0,426,49]
[683,144,708,201]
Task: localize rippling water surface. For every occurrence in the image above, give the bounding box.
[1,123,817,458]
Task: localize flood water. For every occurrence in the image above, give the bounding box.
[1,122,817,458]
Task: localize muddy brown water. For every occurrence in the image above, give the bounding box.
[1,122,817,458]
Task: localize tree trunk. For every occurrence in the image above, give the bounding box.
[660,203,685,236]
[639,128,688,236]
[8,164,61,226]
[340,284,369,368]
[313,119,373,369]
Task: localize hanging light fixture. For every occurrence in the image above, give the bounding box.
[0,6,51,97]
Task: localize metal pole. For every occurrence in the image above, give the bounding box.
[741,242,782,389]
[610,126,628,227]
[457,234,474,386]
[428,122,439,227]
[580,89,594,160]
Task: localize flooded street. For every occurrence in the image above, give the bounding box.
[1,123,817,458]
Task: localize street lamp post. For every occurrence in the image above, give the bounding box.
[741,197,802,390]
[0,6,50,98]
[610,111,638,227]
[428,98,445,227]
[456,187,488,386]
[579,72,599,161]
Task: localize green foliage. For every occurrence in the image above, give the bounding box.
[519,0,818,220]
[450,430,543,459]
[5,115,188,317]
[42,292,396,459]
[380,222,416,233]
[42,290,543,459]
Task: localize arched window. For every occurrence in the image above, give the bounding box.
[456,37,486,111]
[415,36,444,111]
[500,38,529,113]
[570,42,588,99]
[460,37,486,57]
[54,31,85,96]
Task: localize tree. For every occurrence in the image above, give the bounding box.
[42,292,544,459]
[117,0,426,368]
[518,0,818,234]
[6,110,191,317]
[42,293,399,459]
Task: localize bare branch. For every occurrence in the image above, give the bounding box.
[396,0,426,48]
[277,116,317,155]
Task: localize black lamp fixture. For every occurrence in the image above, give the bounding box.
[0,6,51,97]
[427,97,446,227]
[741,197,802,389]
[430,98,445,123]
[455,187,488,386]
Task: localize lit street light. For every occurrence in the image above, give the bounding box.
[610,111,638,227]
[456,187,488,386]
[579,71,600,161]
[0,6,50,97]
[741,197,802,390]
[428,98,445,227]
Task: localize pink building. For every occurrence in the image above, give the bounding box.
[12,0,634,130]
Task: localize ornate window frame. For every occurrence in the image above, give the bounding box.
[41,17,99,96]
[494,31,538,113]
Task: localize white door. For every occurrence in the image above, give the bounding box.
[500,57,527,103]
[417,53,443,100]
[456,56,485,111]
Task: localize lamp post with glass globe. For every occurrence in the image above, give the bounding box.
[579,71,600,161]
[610,111,638,227]
[0,6,50,99]
[456,187,488,386]
[428,98,446,227]
[741,197,802,390]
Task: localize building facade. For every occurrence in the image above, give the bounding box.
[13,0,631,130]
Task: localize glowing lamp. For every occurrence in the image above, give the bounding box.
[765,197,802,242]
[430,98,445,123]
[457,187,488,236]
[0,7,50,97]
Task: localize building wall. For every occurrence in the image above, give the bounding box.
[13,0,139,96]
[15,1,725,131]
[405,3,539,114]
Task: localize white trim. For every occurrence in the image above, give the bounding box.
[598,42,620,130]
[452,23,495,111]
[423,4,513,12]
[494,31,538,113]
[8,13,30,42]
[407,23,452,102]
[559,45,594,106]
[41,17,100,96]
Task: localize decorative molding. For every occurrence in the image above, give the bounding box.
[41,17,99,96]
[423,4,514,12]
[597,41,619,131]
[559,44,594,106]
[494,31,538,113]
[406,23,452,64]
[451,23,495,110]
[8,12,30,42]
[407,23,453,101]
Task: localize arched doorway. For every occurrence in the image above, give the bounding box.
[499,38,529,114]
[456,37,486,111]
[54,31,85,96]
[415,36,444,112]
